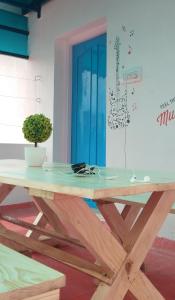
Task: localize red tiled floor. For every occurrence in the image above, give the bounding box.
[1,203,175,300]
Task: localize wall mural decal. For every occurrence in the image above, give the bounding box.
[131,88,135,95]
[122,66,142,84]
[121,25,135,38]
[128,45,133,55]
[108,27,142,129]
[156,97,175,126]
[122,25,127,32]
[108,36,130,129]
[129,30,135,37]
[132,102,137,112]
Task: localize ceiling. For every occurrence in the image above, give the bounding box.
[0,0,50,17]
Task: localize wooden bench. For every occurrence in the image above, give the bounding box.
[0,244,65,300]
[113,192,175,213]
[96,192,175,248]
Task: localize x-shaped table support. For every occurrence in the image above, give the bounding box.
[39,190,174,300]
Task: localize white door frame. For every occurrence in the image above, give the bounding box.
[53,17,107,162]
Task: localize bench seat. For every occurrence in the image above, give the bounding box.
[113,192,175,213]
[0,244,65,300]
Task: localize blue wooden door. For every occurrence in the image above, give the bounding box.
[71,33,106,167]
[71,33,106,208]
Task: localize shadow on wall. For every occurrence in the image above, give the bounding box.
[0,143,32,205]
[0,144,26,160]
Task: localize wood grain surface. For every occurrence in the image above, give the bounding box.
[0,244,65,299]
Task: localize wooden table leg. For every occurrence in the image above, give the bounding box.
[0,184,26,252]
[32,196,69,236]
[26,195,79,247]
[97,202,140,243]
[43,194,127,271]
[42,191,174,300]
[0,184,14,204]
[26,211,48,238]
[97,202,141,241]
[121,204,141,228]
[93,191,174,300]
[122,204,146,272]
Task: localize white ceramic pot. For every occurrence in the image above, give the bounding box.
[24,146,46,167]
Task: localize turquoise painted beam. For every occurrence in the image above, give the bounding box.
[0,9,28,58]
[0,28,28,57]
[0,0,50,17]
[0,9,28,32]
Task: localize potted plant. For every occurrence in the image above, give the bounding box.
[22,114,52,166]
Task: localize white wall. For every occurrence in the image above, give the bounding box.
[107,0,175,172]
[28,0,175,239]
[0,53,52,204]
[0,143,31,205]
[0,55,39,143]
[0,54,37,204]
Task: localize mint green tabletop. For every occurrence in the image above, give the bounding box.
[0,160,175,201]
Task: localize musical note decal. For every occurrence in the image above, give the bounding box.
[128,45,133,55]
[122,25,127,32]
[131,88,135,95]
[129,30,135,37]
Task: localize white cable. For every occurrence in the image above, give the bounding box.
[130,175,150,183]
[95,166,118,180]
[44,164,119,180]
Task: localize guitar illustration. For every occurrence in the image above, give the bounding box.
[108,36,130,129]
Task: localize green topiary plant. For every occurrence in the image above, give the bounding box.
[22,114,52,147]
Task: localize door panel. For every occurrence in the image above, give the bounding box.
[71,33,107,167]
[96,44,106,166]
[76,50,91,162]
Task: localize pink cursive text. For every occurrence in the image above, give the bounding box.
[157,109,175,126]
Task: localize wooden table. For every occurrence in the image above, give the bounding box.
[0,159,174,300]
